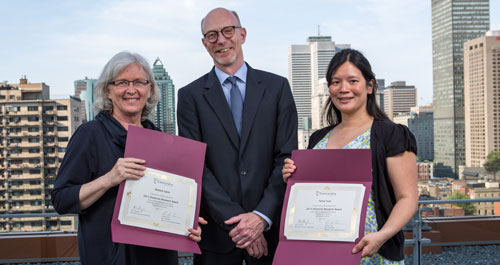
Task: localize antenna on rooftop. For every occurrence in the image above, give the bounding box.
[318,25,321,36]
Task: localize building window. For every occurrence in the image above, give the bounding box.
[28,137,40,143]
[28,148,40,153]
[28,116,39,122]
[56,116,68,121]
[61,221,72,226]
[57,126,68,131]
[57,105,67,110]
[28,106,38,111]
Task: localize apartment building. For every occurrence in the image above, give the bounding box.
[0,77,81,232]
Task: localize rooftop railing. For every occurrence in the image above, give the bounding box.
[0,199,499,264]
[406,198,500,265]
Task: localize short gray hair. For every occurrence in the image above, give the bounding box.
[200,8,241,34]
[94,51,159,120]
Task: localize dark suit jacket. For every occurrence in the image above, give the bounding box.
[177,63,298,253]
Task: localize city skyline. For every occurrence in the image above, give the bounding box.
[1,0,500,105]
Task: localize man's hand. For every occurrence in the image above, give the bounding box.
[245,233,268,259]
[225,212,267,248]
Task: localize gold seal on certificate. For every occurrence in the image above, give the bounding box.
[118,167,197,236]
[284,183,365,242]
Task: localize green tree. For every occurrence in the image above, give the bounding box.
[446,193,476,216]
[483,151,500,179]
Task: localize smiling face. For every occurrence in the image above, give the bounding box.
[107,63,151,122]
[329,61,373,117]
[201,8,246,75]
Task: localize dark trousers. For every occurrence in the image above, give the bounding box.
[194,247,276,265]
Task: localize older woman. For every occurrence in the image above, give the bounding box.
[282,49,418,264]
[52,51,205,265]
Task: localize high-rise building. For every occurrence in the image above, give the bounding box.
[464,30,500,168]
[74,77,97,122]
[375,79,386,111]
[431,0,490,177]
[0,77,82,232]
[288,36,350,130]
[408,105,435,161]
[152,58,176,134]
[311,78,329,130]
[382,81,417,120]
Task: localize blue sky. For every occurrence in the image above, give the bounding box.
[1,0,499,105]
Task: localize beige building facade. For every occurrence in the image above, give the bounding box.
[469,187,500,216]
[464,31,500,168]
[382,81,417,121]
[0,77,81,232]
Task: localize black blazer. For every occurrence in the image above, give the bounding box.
[177,63,298,252]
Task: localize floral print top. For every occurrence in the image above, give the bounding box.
[313,128,404,265]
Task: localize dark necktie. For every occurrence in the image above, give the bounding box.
[227,76,243,136]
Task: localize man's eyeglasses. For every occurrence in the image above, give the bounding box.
[203,26,242,43]
[109,80,151,88]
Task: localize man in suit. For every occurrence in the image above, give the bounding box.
[177,7,297,265]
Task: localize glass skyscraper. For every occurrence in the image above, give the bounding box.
[74,77,97,122]
[431,0,489,177]
[152,58,176,134]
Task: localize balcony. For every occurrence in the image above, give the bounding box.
[7,163,30,169]
[42,110,55,115]
[10,152,42,159]
[7,131,22,137]
[43,142,56,147]
[10,194,44,201]
[10,205,44,211]
[10,184,43,190]
[23,131,41,137]
[9,174,42,180]
[42,131,56,136]
[23,142,42,148]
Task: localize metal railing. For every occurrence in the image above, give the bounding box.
[406,198,500,265]
[1,200,499,264]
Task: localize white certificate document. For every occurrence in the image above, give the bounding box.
[118,167,197,236]
[284,183,365,242]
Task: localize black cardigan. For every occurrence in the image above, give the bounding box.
[307,119,417,261]
[52,112,178,265]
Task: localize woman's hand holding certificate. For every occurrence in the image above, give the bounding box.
[284,183,365,242]
[118,167,197,236]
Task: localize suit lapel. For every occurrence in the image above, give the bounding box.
[203,68,240,149]
[240,64,265,152]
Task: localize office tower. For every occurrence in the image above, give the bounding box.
[382,81,417,120]
[311,78,329,130]
[74,77,97,122]
[375,79,386,111]
[408,105,435,161]
[289,36,350,130]
[464,30,500,168]
[152,58,176,134]
[431,0,489,177]
[0,77,82,232]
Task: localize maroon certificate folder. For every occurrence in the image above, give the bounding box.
[273,149,372,265]
[111,126,206,254]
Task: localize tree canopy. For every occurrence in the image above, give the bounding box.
[446,192,476,216]
[483,151,500,179]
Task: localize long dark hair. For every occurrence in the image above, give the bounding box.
[323,48,388,125]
